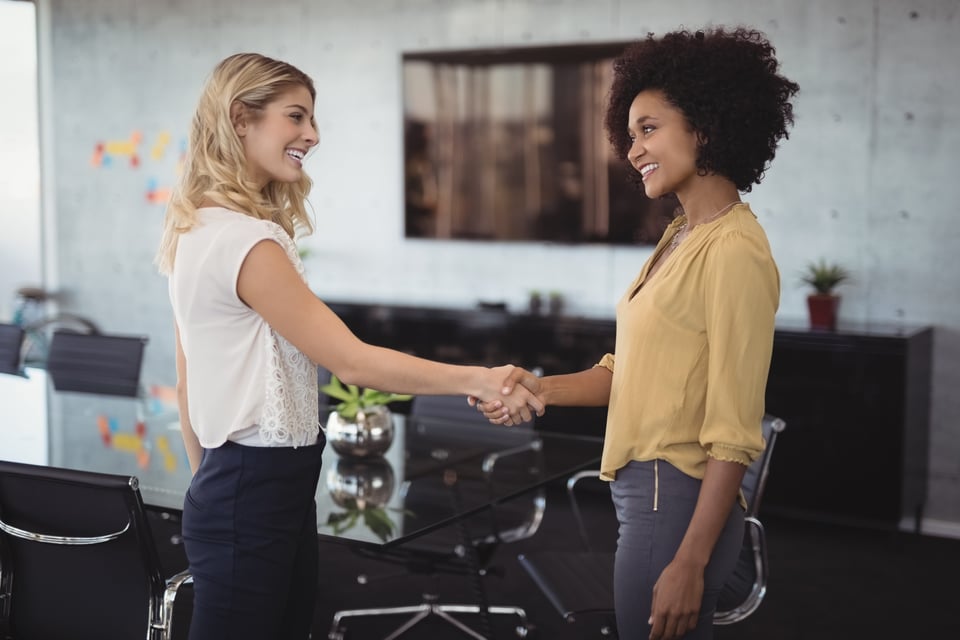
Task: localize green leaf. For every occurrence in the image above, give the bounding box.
[326,512,354,526]
[799,259,851,295]
[327,511,359,535]
[320,383,356,403]
[320,374,359,402]
[321,373,413,415]
[360,387,383,403]
[336,400,360,421]
[363,508,397,541]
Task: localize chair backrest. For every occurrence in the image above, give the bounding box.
[0,324,25,376]
[46,330,147,397]
[0,460,166,640]
[741,414,787,517]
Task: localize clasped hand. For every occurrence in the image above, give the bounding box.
[469,366,544,426]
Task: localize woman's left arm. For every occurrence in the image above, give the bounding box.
[647,458,746,640]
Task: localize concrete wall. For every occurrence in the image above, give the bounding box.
[37,0,960,534]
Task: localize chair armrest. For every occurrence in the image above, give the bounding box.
[481,438,543,475]
[566,469,602,493]
[0,516,131,545]
[714,515,768,625]
[478,438,546,544]
[0,536,10,633]
[566,469,602,551]
[164,568,193,594]
[484,490,546,544]
[156,569,193,640]
[745,516,768,592]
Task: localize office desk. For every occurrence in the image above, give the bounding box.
[0,369,603,548]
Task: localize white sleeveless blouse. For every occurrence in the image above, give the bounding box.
[169,207,319,448]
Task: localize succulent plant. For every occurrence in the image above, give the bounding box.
[320,374,412,421]
[800,259,851,296]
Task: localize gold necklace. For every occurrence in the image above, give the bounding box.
[669,200,740,250]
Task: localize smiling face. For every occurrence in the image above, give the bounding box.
[235,85,318,189]
[626,89,701,200]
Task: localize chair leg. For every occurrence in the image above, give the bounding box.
[329,603,431,640]
[382,606,439,640]
[328,599,531,640]
[437,605,529,629]
[422,607,488,640]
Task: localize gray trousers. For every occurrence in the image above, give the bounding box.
[610,459,744,640]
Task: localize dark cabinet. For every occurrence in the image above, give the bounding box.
[327,301,932,530]
[326,301,617,376]
[762,322,932,531]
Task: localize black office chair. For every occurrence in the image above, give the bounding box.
[0,325,25,376]
[328,395,543,640]
[0,460,192,640]
[46,330,147,397]
[518,414,787,636]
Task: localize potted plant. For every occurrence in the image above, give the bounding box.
[320,375,412,458]
[548,291,564,316]
[800,259,851,331]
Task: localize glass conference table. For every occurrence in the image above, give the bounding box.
[0,368,604,549]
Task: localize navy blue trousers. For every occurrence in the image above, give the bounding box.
[610,460,744,640]
[182,440,325,640]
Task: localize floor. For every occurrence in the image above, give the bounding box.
[152,479,960,640]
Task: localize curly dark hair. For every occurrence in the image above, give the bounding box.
[604,27,799,192]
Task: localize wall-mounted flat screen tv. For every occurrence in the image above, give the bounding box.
[402,43,678,246]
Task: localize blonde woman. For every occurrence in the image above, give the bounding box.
[157,53,542,639]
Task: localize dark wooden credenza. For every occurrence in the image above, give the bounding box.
[761,320,932,532]
[327,301,932,531]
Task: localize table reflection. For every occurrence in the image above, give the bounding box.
[325,456,401,543]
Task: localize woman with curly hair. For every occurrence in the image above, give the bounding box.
[477,27,798,639]
[157,53,542,640]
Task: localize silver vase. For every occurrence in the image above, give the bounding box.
[325,405,395,458]
[326,457,397,510]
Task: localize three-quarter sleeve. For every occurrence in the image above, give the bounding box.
[699,231,779,465]
[596,353,616,372]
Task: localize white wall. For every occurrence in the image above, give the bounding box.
[37,0,960,531]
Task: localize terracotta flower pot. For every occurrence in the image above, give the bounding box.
[807,294,840,331]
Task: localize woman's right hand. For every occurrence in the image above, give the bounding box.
[470,366,544,426]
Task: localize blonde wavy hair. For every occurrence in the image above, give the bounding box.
[156,53,317,274]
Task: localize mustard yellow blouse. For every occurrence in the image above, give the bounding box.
[597,203,779,483]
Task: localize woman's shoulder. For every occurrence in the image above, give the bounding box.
[198,207,288,240]
[199,206,272,227]
[703,205,775,264]
[710,204,769,242]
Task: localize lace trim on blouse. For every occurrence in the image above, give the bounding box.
[258,223,319,447]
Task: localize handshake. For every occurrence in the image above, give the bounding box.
[467,365,545,427]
